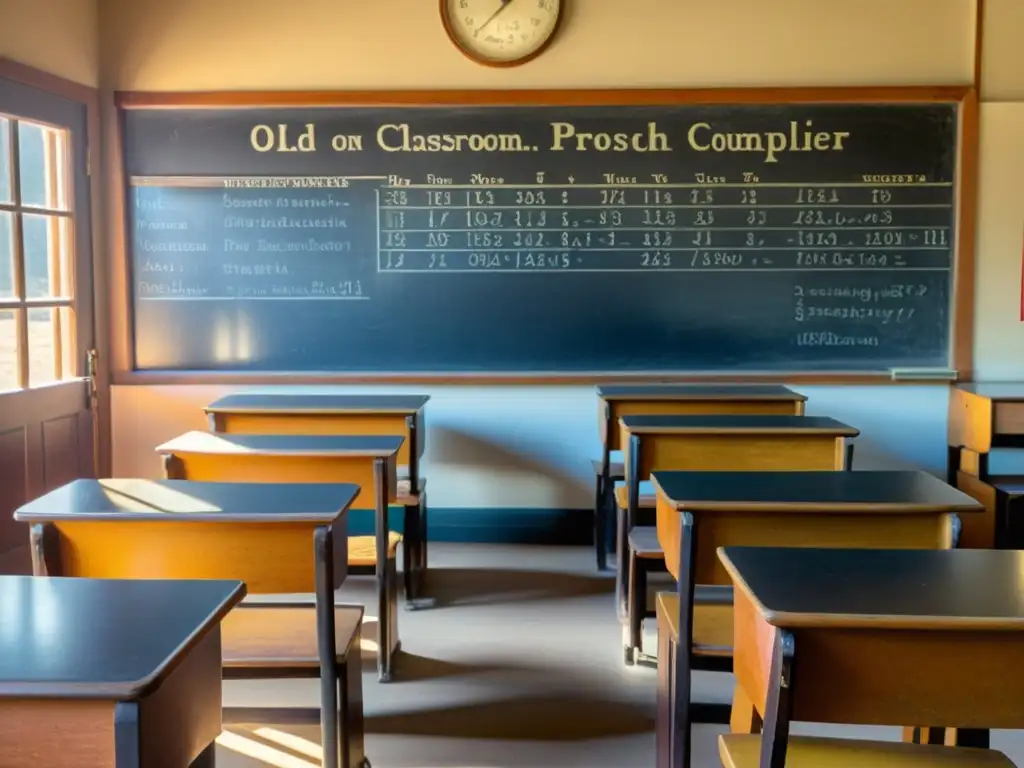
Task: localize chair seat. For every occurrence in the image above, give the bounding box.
[349,531,402,566]
[628,526,663,560]
[222,604,364,668]
[719,734,1014,768]
[614,482,656,510]
[656,591,733,657]
[591,459,625,480]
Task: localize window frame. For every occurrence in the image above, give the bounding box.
[0,108,80,390]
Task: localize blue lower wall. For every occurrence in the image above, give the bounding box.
[347,507,594,545]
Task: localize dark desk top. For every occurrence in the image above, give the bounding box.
[652,470,982,513]
[718,547,1024,630]
[620,414,858,436]
[156,431,403,458]
[597,384,806,402]
[15,478,359,523]
[993,476,1024,497]
[0,576,245,698]
[205,392,430,414]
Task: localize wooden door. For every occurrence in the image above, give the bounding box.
[0,70,97,567]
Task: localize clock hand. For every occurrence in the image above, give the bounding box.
[474,0,513,36]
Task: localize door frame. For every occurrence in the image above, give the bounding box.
[0,58,109,476]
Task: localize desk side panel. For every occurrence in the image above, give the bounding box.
[949,389,994,453]
[0,698,114,767]
[608,399,802,450]
[214,411,413,465]
[54,520,321,592]
[139,626,223,768]
[790,628,1024,728]
[731,588,776,719]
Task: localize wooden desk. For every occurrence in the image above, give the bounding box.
[616,413,857,626]
[651,471,976,768]
[205,392,428,484]
[949,383,1024,548]
[14,478,366,768]
[0,575,245,768]
[154,431,404,683]
[718,547,1024,768]
[205,393,432,603]
[592,385,807,570]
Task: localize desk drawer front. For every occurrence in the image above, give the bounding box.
[53,520,330,592]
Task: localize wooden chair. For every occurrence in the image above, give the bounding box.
[156,431,403,683]
[205,392,433,607]
[593,385,807,571]
[18,478,368,768]
[619,414,858,663]
[655,477,962,768]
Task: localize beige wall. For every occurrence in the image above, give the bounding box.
[88,0,1024,490]
[0,0,98,85]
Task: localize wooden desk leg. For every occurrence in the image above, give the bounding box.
[114,702,142,768]
[374,458,396,683]
[315,525,342,768]
[594,467,607,571]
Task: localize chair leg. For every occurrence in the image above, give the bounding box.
[402,505,415,601]
[656,631,674,768]
[594,473,607,571]
[190,742,216,768]
[614,503,628,621]
[625,549,646,665]
[339,625,368,768]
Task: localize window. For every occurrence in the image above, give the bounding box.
[0,114,77,391]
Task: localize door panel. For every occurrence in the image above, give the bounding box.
[0,73,95,566]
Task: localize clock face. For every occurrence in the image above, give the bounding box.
[443,0,562,66]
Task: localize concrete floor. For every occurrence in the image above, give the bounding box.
[211,543,1024,768]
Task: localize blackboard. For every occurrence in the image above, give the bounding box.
[119,91,964,375]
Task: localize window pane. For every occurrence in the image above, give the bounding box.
[0,118,10,203]
[0,211,12,298]
[28,307,57,387]
[17,121,67,211]
[22,213,70,299]
[0,309,19,391]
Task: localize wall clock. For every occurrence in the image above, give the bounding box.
[441,0,563,68]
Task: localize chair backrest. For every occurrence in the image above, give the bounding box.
[625,426,849,493]
[658,495,956,586]
[210,410,419,468]
[733,585,1024,730]
[602,397,804,451]
[156,432,399,511]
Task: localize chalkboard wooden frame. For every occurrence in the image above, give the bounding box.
[107,85,977,385]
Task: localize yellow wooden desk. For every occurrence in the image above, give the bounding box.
[718,546,1023,768]
[651,470,977,768]
[205,392,432,605]
[614,413,857,625]
[592,384,807,570]
[948,383,1024,548]
[0,574,244,768]
[156,430,402,684]
[13,478,366,768]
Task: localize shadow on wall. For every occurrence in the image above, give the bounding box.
[429,426,586,509]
